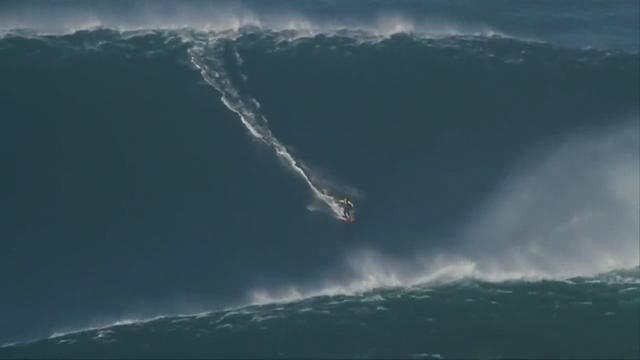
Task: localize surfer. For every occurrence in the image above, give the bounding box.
[338,198,354,220]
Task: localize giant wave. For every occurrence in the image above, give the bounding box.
[1,4,638,354]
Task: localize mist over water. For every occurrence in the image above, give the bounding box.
[0,0,638,356]
[1,0,639,50]
[247,120,639,303]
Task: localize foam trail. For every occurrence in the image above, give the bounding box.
[188,36,344,218]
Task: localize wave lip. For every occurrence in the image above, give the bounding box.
[1,0,637,50]
[0,1,507,38]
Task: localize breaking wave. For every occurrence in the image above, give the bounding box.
[0,3,637,349]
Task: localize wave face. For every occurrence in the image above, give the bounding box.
[0,0,639,355]
[2,269,639,358]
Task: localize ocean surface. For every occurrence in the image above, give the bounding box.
[3,269,639,358]
[1,0,639,358]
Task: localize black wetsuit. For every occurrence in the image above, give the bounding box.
[343,202,353,218]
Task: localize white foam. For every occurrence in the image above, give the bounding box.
[215,323,233,330]
[246,120,640,304]
[188,36,350,219]
[619,287,638,293]
[0,2,507,40]
[47,315,166,341]
[250,313,281,323]
[91,330,114,341]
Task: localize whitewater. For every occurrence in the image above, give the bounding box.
[1,1,638,356]
[187,33,347,219]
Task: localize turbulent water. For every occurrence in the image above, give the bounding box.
[1,0,639,358]
[2,268,639,358]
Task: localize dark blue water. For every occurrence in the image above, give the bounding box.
[1,1,638,357]
[2,268,639,359]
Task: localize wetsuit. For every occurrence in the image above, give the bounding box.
[342,199,354,218]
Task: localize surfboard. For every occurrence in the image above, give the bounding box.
[339,215,355,223]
